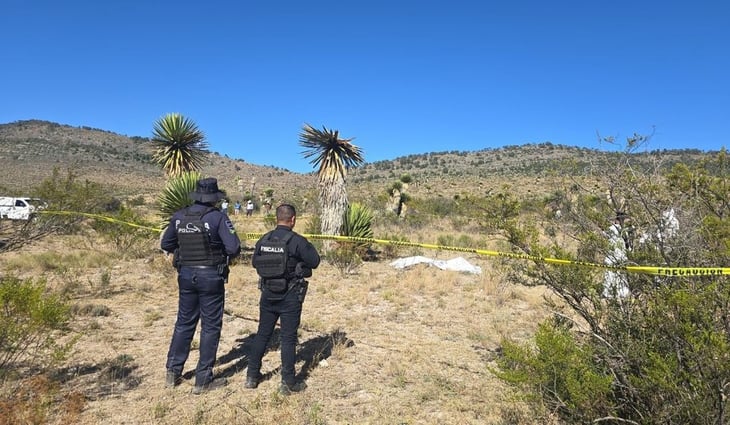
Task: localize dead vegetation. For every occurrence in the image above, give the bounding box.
[0,120,717,424]
[1,208,553,425]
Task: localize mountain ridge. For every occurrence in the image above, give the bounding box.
[0,119,714,202]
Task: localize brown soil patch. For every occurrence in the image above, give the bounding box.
[1,220,551,424]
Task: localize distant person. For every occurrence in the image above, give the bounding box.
[246,199,254,217]
[160,178,241,394]
[603,213,629,299]
[234,200,242,215]
[220,199,229,214]
[245,204,320,395]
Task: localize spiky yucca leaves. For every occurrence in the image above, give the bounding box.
[299,124,364,238]
[158,171,201,226]
[342,202,374,240]
[151,113,209,178]
[299,124,364,180]
[341,202,374,259]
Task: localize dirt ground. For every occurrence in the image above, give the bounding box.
[2,220,551,425]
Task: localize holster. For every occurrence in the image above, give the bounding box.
[172,249,180,270]
[297,279,309,303]
[217,262,230,283]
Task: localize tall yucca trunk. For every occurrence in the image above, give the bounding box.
[319,176,348,236]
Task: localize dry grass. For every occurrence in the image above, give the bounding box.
[0,221,551,424]
[0,121,590,424]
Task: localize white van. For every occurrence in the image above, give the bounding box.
[0,197,45,220]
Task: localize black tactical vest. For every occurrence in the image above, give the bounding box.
[176,207,225,267]
[255,232,294,280]
[255,231,294,295]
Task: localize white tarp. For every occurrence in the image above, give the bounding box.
[389,256,482,274]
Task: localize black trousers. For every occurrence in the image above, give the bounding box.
[166,266,225,386]
[247,288,302,385]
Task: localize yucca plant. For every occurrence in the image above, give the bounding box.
[341,202,374,259]
[342,202,374,240]
[151,113,209,178]
[299,124,364,239]
[158,171,201,226]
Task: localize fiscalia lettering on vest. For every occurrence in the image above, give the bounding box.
[261,246,285,253]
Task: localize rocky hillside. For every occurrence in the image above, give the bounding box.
[0,119,714,203]
[0,120,315,203]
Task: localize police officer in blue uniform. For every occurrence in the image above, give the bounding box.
[161,177,241,394]
[245,203,320,394]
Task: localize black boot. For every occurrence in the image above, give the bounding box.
[279,380,306,395]
[191,377,228,394]
[165,370,181,388]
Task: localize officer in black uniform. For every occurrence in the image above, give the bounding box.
[161,177,241,394]
[245,203,320,395]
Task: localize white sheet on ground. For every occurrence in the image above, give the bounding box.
[389,256,482,274]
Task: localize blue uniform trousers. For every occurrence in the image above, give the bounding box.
[165,266,225,386]
[247,288,302,385]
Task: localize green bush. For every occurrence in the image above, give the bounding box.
[303,214,323,253]
[91,204,157,257]
[1,168,119,254]
[493,146,730,424]
[263,213,276,228]
[495,319,614,423]
[378,233,410,259]
[0,276,73,379]
[326,245,362,276]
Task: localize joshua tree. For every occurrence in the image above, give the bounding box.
[299,123,364,237]
[150,113,209,178]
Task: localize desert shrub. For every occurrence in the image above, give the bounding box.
[90,204,157,257]
[378,233,410,259]
[327,244,362,276]
[410,196,454,218]
[519,196,545,215]
[127,195,146,206]
[493,143,730,424]
[436,233,478,249]
[1,168,118,254]
[458,190,522,234]
[302,213,324,252]
[71,303,112,317]
[496,319,615,423]
[436,234,456,247]
[0,375,85,425]
[35,168,115,216]
[263,213,276,227]
[0,276,73,379]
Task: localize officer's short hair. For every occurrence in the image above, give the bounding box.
[276,204,296,221]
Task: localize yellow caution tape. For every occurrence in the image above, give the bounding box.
[37,210,730,277]
[39,210,161,232]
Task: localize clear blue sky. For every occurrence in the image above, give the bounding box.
[2,1,728,173]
